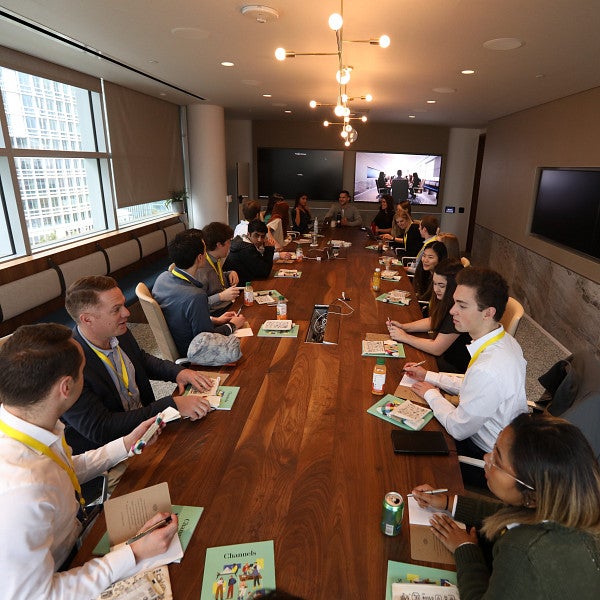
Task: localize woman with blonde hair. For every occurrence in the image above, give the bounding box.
[411,413,600,599]
[382,209,421,256]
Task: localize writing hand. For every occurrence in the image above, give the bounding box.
[403,364,427,381]
[129,512,178,562]
[429,513,478,554]
[410,484,450,511]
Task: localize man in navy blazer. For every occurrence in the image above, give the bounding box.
[61,276,213,453]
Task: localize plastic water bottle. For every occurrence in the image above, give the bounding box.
[372,267,381,292]
[276,295,287,320]
[296,243,303,261]
[244,281,254,306]
[313,217,319,235]
[372,357,386,395]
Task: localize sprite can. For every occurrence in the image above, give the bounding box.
[381,491,404,536]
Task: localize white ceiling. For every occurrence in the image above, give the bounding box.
[1,1,600,127]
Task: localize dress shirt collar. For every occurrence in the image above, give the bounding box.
[0,404,63,448]
[77,326,119,356]
[466,324,505,357]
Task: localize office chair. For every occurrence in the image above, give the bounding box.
[500,296,525,336]
[135,282,190,364]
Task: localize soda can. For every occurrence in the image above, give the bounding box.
[381,491,404,536]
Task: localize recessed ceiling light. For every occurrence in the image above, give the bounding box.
[221,61,234,67]
[242,79,260,86]
[483,38,524,51]
[408,115,416,119]
[262,93,272,98]
[284,110,292,113]
[461,69,475,75]
[427,100,436,104]
[535,73,546,79]
[148,59,159,64]
[433,87,457,94]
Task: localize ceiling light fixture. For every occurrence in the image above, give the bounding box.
[221,61,234,67]
[240,5,280,24]
[461,69,475,75]
[273,1,389,146]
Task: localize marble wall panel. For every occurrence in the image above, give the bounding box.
[472,225,599,359]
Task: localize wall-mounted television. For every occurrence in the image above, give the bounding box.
[257,148,344,202]
[354,151,443,205]
[531,168,600,260]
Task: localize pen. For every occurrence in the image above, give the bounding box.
[236,305,243,316]
[404,360,426,370]
[126,515,173,545]
[407,488,448,498]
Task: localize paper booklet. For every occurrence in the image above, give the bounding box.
[376,291,411,305]
[257,323,300,338]
[381,269,402,281]
[361,338,405,358]
[254,289,285,305]
[274,269,301,278]
[386,560,459,600]
[367,394,434,431]
[200,540,275,600]
[408,496,466,566]
[262,319,292,331]
[96,565,172,600]
[182,381,240,411]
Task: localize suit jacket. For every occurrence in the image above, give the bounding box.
[62,327,184,453]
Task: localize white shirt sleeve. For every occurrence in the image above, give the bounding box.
[425,371,463,395]
[72,437,129,484]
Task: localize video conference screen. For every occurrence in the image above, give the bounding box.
[354,151,443,205]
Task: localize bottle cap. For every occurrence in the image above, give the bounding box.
[245,281,251,286]
[376,357,385,365]
[279,295,285,301]
[375,268,381,272]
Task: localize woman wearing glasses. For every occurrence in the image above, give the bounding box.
[411,413,600,599]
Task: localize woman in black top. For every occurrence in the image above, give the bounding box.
[371,194,395,234]
[412,240,447,302]
[388,258,471,373]
[382,209,422,256]
[291,192,312,234]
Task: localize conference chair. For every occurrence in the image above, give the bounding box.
[135,282,189,365]
[500,296,525,336]
[460,257,471,268]
[0,334,11,348]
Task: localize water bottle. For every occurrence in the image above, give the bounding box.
[296,243,303,261]
[372,357,387,395]
[243,281,254,306]
[372,268,381,292]
[313,217,319,235]
[276,295,287,320]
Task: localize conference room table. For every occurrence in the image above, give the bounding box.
[75,226,463,599]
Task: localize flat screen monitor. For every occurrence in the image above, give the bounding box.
[354,151,443,205]
[531,168,600,260]
[257,148,344,202]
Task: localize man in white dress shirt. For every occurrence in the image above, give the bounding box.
[405,267,527,485]
[0,323,177,600]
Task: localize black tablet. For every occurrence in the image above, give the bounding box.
[391,430,450,455]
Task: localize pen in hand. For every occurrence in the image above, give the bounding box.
[404,360,426,370]
[407,488,448,498]
[236,305,243,316]
[126,515,173,545]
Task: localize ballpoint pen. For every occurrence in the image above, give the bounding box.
[126,515,173,545]
[407,488,448,498]
[404,360,426,370]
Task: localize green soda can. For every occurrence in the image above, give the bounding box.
[381,491,404,536]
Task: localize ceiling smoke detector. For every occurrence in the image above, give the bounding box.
[240,5,280,24]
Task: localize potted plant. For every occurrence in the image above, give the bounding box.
[165,188,188,214]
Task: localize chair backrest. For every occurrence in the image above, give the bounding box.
[500,296,525,336]
[460,256,471,268]
[135,282,181,362]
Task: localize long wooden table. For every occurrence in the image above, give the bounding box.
[75,227,463,599]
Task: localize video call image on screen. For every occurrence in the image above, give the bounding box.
[354,152,443,205]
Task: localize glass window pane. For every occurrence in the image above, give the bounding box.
[15,156,108,249]
[117,200,172,227]
[0,67,98,152]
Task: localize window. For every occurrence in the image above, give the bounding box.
[0,66,113,255]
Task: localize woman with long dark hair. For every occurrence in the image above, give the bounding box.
[411,413,600,599]
[388,258,470,373]
[371,194,395,235]
[412,240,447,302]
[292,193,312,234]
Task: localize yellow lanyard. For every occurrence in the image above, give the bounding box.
[467,329,505,370]
[172,268,192,283]
[205,253,225,287]
[90,345,130,394]
[0,419,86,510]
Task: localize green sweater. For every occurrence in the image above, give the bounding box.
[453,497,600,600]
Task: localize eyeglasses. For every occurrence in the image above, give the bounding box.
[485,454,535,491]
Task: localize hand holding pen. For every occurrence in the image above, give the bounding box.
[410,485,451,511]
[403,361,427,381]
[127,512,178,563]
